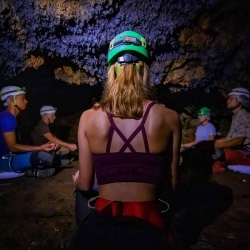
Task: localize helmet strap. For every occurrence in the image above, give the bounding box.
[111,36,144,51]
[200,118,208,125]
[48,116,54,124]
[115,64,120,77]
[115,54,141,77]
[115,63,140,77]
[231,101,241,111]
[13,96,16,106]
[12,96,22,113]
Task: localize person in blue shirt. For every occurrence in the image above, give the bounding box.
[181,107,216,148]
[0,86,56,179]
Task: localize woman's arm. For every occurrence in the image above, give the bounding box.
[74,111,94,191]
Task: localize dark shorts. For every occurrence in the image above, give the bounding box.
[73,181,233,250]
[72,209,169,250]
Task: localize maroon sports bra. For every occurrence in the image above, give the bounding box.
[92,102,166,185]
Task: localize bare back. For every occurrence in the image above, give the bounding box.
[77,101,181,201]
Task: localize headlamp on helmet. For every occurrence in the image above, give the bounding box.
[117,54,140,65]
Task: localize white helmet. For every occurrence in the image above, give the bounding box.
[40,105,57,116]
[0,86,26,106]
[228,87,250,98]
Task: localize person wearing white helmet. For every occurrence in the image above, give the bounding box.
[31,105,77,165]
[0,86,57,179]
[213,87,250,173]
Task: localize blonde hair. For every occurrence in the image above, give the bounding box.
[93,62,155,119]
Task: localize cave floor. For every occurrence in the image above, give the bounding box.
[0,161,250,250]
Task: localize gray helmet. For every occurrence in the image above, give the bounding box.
[228,87,249,98]
[0,86,26,106]
[228,87,250,107]
[40,105,57,116]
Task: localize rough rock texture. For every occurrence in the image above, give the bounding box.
[1,0,250,90]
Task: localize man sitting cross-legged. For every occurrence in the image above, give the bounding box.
[0,86,57,179]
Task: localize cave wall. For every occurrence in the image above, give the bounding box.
[1,0,250,91]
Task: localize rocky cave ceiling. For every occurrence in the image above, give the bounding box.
[1,0,250,92]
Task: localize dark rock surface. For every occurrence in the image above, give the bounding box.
[1,0,250,90]
[0,164,76,250]
[193,172,250,250]
[0,161,250,250]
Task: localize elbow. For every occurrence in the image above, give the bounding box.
[75,179,92,192]
[8,145,18,152]
[233,137,246,146]
[238,138,246,145]
[79,185,92,192]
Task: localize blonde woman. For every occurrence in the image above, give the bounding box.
[72,31,181,249]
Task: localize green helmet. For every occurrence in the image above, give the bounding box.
[197,107,211,116]
[107,31,150,66]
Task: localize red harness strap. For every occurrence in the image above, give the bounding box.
[94,197,164,230]
[93,197,177,249]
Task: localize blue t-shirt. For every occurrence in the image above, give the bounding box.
[195,122,216,143]
[0,110,16,156]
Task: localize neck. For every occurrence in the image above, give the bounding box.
[42,116,50,124]
[200,119,208,125]
[232,105,243,115]
[6,104,19,117]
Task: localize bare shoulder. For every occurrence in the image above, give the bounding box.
[81,107,99,116]
[80,108,104,121]
[153,103,180,120]
[79,107,109,132]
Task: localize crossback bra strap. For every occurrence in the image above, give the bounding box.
[106,115,114,153]
[119,101,155,153]
[106,102,156,153]
[106,113,136,153]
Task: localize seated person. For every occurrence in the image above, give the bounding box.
[72,31,181,249]
[0,86,56,179]
[168,142,233,248]
[213,87,250,173]
[31,105,77,166]
[181,107,216,148]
